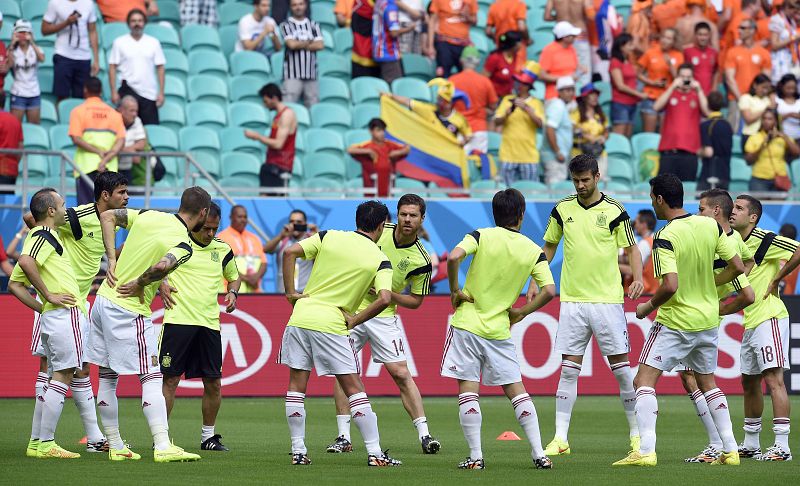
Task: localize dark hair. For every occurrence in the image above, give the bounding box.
[356,200,389,232]
[208,202,222,219]
[777,73,799,100]
[126,8,147,24]
[290,209,307,221]
[577,92,606,125]
[694,21,711,33]
[649,173,684,209]
[736,194,762,222]
[179,186,212,215]
[677,62,694,74]
[231,204,246,216]
[699,188,734,218]
[611,33,633,62]
[397,193,426,216]
[637,209,657,231]
[368,118,387,130]
[748,73,772,96]
[568,153,599,175]
[30,188,59,221]
[707,91,725,111]
[258,83,282,101]
[492,188,525,227]
[84,77,102,96]
[761,107,781,131]
[780,223,797,239]
[93,171,128,201]
[742,0,757,9]
[496,30,522,53]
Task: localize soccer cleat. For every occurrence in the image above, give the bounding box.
[36,441,81,459]
[533,457,553,469]
[710,451,740,465]
[457,457,485,469]
[86,438,109,453]
[684,445,720,463]
[201,434,229,451]
[421,435,441,454]
[543,437,571,455]
[326,435,353,453]
[368,450,402,467]
[612,451,657,466]
[758,445,792,462]
[737,443,762,459]
[109,446,141,461]
[153,442,201,463]
[26,439,39,458]
[292,453,312,465]
[629,435,641,453]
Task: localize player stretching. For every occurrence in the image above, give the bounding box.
[542,154,643,455]
[8,189,84,458]
[681,189,755,463]
[86,187,211,462]
[731,195,800,461]
[159,203,241,451]
[444,188,556,470]
[613,174,745,467]
[23,172,132,456]
[327,194,440,454]
[279,201,402,467]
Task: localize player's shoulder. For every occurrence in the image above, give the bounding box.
[411,238,432,264]
[211,237,234,253]
[600,194,628,214]
[750,227,773,240]
[553,194,578,210]
[31,226,65,254]
[69,203,98,219]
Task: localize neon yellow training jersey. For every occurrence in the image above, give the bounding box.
[287,230,393,336]
[357,223,432,317]
[451,227,555,340]
[543,194,636,303]
[97,210,193,316]
[163,236,240,330]
[652,214,737,332]
[716,229,752,301]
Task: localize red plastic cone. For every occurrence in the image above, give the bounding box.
[79,436,88,444]
[496,431,522,440]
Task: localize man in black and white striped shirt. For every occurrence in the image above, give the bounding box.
[279,0,323,107]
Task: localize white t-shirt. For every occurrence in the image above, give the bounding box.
[108,34,166,101]
[10,46,41,97]
[776,97,800,140]
[236,13,278,53]
[43,0,97,60]
[119,116,146,170]
[397,0,423,24]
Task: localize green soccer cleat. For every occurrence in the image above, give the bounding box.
[26,439,39,458]
[543,437,571,456]
[109,446,141,461]
[612,451,657,466]
[710,451,740,466]
[36,441,81,459]
[153,442,201,463]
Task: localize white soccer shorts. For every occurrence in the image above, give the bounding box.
[277,326,360,376]
[740,317,790,375]
[440,326,522,386]
[32,299,90,358]
[38,306,87,372]
[555,302,630,356]
[639,322,719,374]
[349,315,407,364]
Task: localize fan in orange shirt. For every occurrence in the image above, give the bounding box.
[637,28,683,132]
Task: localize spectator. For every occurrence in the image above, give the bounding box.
[0,14,8,97]
[541,76,576,185]
[334,0,352,27]
[769,0,799,84]
[0,106,23,194]
[655,62,709,182]
[779,223,799,294]
[610,33,647,138]
[724,17,771,129]
[544,0,593,88]
[68,77,126,204]
[373,0,417,84]
[619,208,658,295]
[108,9,165,126]
[236,0,282,58]
[493,67,545,186]
[450,46,499,154]
[739,74,775,149]
[42,0,100,100]
[117,96,147,185]
[683,22,719,97]
[0,234,14,276]
[776,73,800,143]
[744,108,799,191]
[485,0,528,69]
[5,225,29,261]
[180,0,218,27]
[650,0,686,34]
[675,0,719,50]
[96,0,160,23]
[722,0,766,51]
[539,21,583,102]
[263,210,318,292]
[218,205,267,293]
[396,0,425,55]
[587,0,622,82]
[347,118,410,197]
[482,30,523,98]
[637,28,683,133]
[350,0,379,77]
[280,0,323,107]
[245,83,298,190]
[427,0,477,77]
[7,20,45,124]
[626,0,652,56]
[698,91,733,190]
[571,83,609,180]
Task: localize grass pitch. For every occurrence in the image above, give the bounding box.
[1,395,797,485]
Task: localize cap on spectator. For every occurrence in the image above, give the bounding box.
[13,19,33,34]
[556,76,576,91]
[578,83,600,98]
[632,0,653,12]
[553,21,581,39]
[460,46,481,62]
[514,61,540,85]
[428,78,471,108]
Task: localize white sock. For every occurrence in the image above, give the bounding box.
[512,394,545,459]
[140,373,170,450]
[773,418,790,450]
[31,372,48,440]
[336,414,351,441]
[554,360,581,441]
[349,392,382,456]
[97,368,123,449]
[285,392,307,454]
[689,390,722,448]
[742,417,762,450]
[634,387,658,454]
[703,388,737,453]
[71,376,104,442]
[458,392,482,460]
[610,361,638,437]
[412,416,429,441]
[40,380,69,442]
[201,425,215,443]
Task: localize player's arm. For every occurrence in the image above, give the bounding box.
[344,262,394,329]
[17,255,76,307]
[447,246,474,310]
[765,237,800,298]
[713,254,745,286]
[394,261,432,309]
[7,280,43,313]
[117,244,192,302]
[223,248,242,312]
[719,281,755,316]
[623,244,645,299]
[99,208,132,286]
[636,237,678,319]
[511,252,556,323]
[391,292,424,309]
[225,278,242,313]
[282,242,308,304]
[22,212,36,229]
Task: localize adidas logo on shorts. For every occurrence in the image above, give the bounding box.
[289,412,303,417]
[353,411,366,418]
[465,408,479,415]
[653,356,662,362]
[449,366,457,371]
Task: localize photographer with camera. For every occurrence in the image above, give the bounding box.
[7,20,45,124]
[263,209,317,293]
[654,62,709,183]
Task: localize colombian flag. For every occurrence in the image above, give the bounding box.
[380,97,470,188]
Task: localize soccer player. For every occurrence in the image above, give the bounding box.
[279,200,402,467]
[327,194,440,455]
[23,172,132,457]
[443,188,556,470]
[159,202,241,452]
[681,188,755,463]
[613,173,745,467]
[85,186,211,462]
[8,189,84,459]
[730,195,800,461]
[541,154,643,455]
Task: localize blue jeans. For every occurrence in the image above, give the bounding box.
[748,177,775,192]
[611,102,637,125]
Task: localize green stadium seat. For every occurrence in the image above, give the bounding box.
[219,24,240,57]
[220,126,266,158]
[533,19,556,34]
[151,0,181,25]
[159,101,187,132]
[352,103,381,129]
[322,29,335,52]
[470,179,505,199]
[219,1,252,26]
[345,177,364,196]
[220,175,261,196]
[728,181,749,194]
[402,54,434,82]
[319,77,350,108]
[230,76,268,105]
[22,123,50,151]
[48,124,71,151]
[179,126,221,160]
[310,103,352,134]
[38,68,54,96]
[0,0,21,24]
[603,180,633,199]
[302,177,344,197]
[631,132,661,165]
[318,54,351,80]
[221,152,262,178]
[303,153,347,181]
[145,124,179,151]
[550,180,576,198]
[231,50,272,79]
[164,74,187,105]
[186,101,228,130]
[102,22,129,50]
[732,135,743,157]
[333,28,352,55]
[607,157,635,184]
[40,99,58,130]
[188,51,230,80]
[145,24,181,49]
[510,180,548,195]
[469,29,491,57]
[30,20,56,48]
[487,131,501,158]
[351,77,389,105]
[345,129,370,147]
[163,48,189,82]
[228,101,270,130]
[22,0,46,21]
[682,181,698,199]
[392,177,427,196]
[391,77,432,102]
[313,8,339,32]
[57,99,83,125]
[192,151,222,178]
[304,128,344,156]
[730,157,752,182]
[181,24,222,53]
[595,81,612,105]
[270,51,284,80]
[295,128,306,158]
[476,6,488,28]
[23,154,49,178]
[285,102,311,129]
[606,133,632,161]
[188,75,229,107]
[345,156,363,180]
